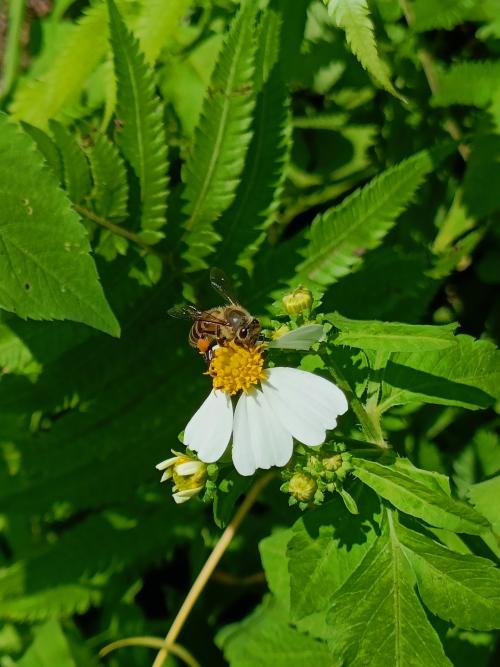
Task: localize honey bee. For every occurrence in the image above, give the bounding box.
[168,268,261,361]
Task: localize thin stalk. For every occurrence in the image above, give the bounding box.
[398,0,470,161]
[73,204,166,260]
[0,0,25,100]
[151,472,275,667]
[100,638,200,667]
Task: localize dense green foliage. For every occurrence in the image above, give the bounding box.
[0,0,499,665]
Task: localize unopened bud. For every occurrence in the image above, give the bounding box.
[323,454,343,472]
[282,287,313,316]
[288,472,317,502]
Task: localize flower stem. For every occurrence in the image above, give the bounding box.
[151,472,275,667]
[398,0,469,161]
[327,354,388,448]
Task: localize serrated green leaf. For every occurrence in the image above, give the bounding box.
[324,0,401,98]
[87,133,128,220]
[379,335,500,411]
[135,0,191,65]
[288,492,379,623]
[50,120,92,204]
[214,6,291,274]
[326,512,451,666]
[0,114,119,336]
[10,2,110,128]
[397,522,500,630]
[433,61,500,108]
[412,0,478,31]
[296,148,440,287]
[17,620,77,667]
[467,476,500,533]
[21,123,63,182]
[217,596,335,667]
[181,1,258,271]
[107,0,169,233]
[353,458,490,534]
[327,312,458,351]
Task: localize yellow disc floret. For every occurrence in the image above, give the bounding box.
[208,342,267,395]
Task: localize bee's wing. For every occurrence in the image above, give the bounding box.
[168,304,228,325]
[210,267,240,305]
[168,304,203,320]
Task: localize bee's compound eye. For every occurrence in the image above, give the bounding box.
[239,327,248,339]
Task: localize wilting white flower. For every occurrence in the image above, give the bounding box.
[183,342,348,476]
[156,451,207,503]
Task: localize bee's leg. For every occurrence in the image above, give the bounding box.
[204,342,220,364]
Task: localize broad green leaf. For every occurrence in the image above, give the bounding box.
[288,493,379,623]
[433,61,500,108]
[259,528,293,608]
[0,114,119,336]
[412,0,478,31]
[379,335,500,411]
[17,620,77,667]
[467,476,500,533]
[87,133,128,220]
[269,324,325,351]
[181,1,258,271]
[108,0,169,233]
[217,596,336,667]
[136,0,192,65]
[50,121,92,204]
[327,512,451,666]
[327,312,458,351]
[324,0,401,98]
[353,458,490,534]
[397,522,500,630]
[296,149,440,287]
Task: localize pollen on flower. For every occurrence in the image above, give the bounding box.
[208,341,267,395]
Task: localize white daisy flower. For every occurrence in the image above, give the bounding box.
[183,342,348,476]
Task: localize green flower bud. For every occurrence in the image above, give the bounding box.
[288,472,317,502]
[323,454,343,472]
[282,286,313,315]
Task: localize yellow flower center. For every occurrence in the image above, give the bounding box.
[208,342,267,395]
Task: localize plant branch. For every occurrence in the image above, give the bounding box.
[398,0,470,161]
[151,471,275,667]
[73,204,168,260]
[0,0,25,100]
[327,353,388,448]
[100,637,200,667]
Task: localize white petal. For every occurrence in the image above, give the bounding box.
[160,469,173,482]
[232,390,293,476]
[172,487,202,504]
[176,461,203,476]
[263,367,348,447]
[156,456,178,471]
[184,390,233,463]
